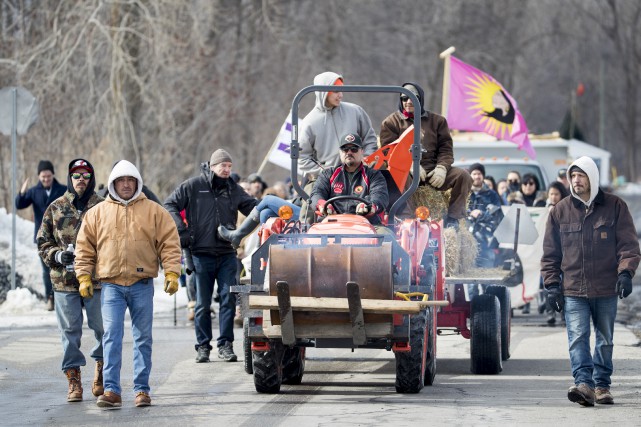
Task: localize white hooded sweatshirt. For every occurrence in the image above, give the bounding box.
[567,156,600,208]
[108,160,143,205]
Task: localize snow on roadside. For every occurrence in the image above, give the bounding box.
[0,208,190,327]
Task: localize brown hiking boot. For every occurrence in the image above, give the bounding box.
[135,391,151,407]
[65,368,83,402]
[595,387,614,404]
[92,361,104,396]
[96,391,122,408]
[568,383,595,406]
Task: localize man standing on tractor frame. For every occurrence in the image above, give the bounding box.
[541,156,640,407]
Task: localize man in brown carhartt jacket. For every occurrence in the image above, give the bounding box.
[541,156,640,407]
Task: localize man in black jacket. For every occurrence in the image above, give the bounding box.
[311,133,388,230]
[164,149,257,363]
[15,160,66,310]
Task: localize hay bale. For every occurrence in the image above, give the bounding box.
[409,186,450,221]
[443,222,479,277]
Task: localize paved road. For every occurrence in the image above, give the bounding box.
[1,307,640,426]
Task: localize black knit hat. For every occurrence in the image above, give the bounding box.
[37,160,54,175]
[468,162,485,177]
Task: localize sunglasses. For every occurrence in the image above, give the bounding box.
[71,172,92,180]
[523,181,536,186]
[340,146,360,153]
[400,96,412,102]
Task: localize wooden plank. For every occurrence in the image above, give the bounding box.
[444,277,505,285]
[249,295,449,314]
[262,322,393,339]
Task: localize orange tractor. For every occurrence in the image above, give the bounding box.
[237,85,509,394]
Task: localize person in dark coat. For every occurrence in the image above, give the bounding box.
[15,160,66,309]
[467,163,503,267]
[542,156,640,407]
[380,82,472,228]
[311,133,389,230]
[164,149,257,364]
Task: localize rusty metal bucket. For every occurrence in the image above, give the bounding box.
[267,242,393,327]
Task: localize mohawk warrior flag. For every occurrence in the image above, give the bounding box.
[447,56,536,159]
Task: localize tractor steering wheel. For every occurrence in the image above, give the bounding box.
[324,195,372,215]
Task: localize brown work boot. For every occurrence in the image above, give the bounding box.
[96,391,122,408]
[567,383,595,406]
[595,387,614,404]
[135,391,151,407]
[92,360,104,396]
[65,368,83,402]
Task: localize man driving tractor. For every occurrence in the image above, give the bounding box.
[311,133,389,231]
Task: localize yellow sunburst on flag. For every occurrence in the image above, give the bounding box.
[464,73,513,139]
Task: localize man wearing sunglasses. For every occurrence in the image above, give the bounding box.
[37,158,105,403]
[380,82,472,229]
[311,133,388,228]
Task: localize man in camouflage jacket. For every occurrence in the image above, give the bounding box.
[37,158,104,403]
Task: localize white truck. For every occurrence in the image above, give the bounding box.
[451,132,612,188]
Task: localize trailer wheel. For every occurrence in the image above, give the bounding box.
[282,346,305,385]
[243,318,253,374]
[424,306,437,386]
[485,285,511,360]
[395,309,427,393]
[253,340,284,393]
[470,294,502,375]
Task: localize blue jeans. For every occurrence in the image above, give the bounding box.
[192,253,237,349]
[101,280,154,396]
[54,290,103,371]
[41,258,53,298]
[564,296,618,389]
[257,195,301,223]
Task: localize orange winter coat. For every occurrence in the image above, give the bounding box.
[75,193,181,286]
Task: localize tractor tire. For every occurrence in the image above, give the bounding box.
[485,285,511,361]
[253,340,284,393]
[470,294,502,375]
[243,318,253,374]
[282,346,305,385]
[395,309,427,393]
[424,306,437,386]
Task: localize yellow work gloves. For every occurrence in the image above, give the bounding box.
[77,274,93,298]
[164,271,180,296]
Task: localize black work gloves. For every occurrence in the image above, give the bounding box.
[616,271,633,299]
[55,250,75,266]
[546,284,564,312]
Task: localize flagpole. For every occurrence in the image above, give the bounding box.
[439,46,455,118]
[256,131,281,176]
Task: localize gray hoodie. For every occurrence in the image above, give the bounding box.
[298,71,377,178]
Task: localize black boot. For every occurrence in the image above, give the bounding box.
[218,207,260,248]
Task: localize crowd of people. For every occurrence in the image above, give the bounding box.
[13,70,639,410]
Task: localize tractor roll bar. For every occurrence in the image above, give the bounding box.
[290,85,422,223]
